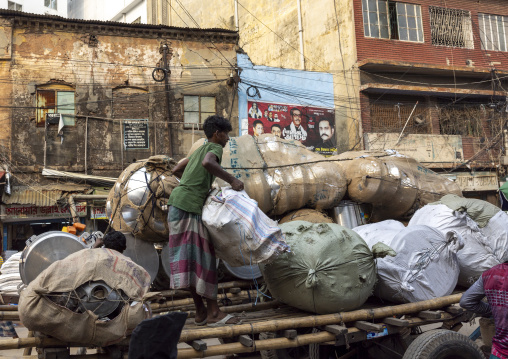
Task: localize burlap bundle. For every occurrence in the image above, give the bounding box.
[330,151,462,221]
[108,155,179,242]
[191,135,347,215]
[278,209,334,224]
[18,248,152,347]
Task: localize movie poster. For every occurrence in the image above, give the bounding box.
[247,101,336,156]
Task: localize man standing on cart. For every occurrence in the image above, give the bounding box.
[168,115,244,327]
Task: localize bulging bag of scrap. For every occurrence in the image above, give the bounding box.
[202,188,290,267]
[331,151,462,221]
[107,155,179,243]
[261,221,392,314]
[409,195,507,286]
[354,221,462,303]
[216,135,347,215]
[19,249,152,347]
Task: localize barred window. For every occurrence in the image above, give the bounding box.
[438,106,483,137]
[479,13,508,52]
[429,6,473,49]
[370,101,430,134]
[362,0,423,42]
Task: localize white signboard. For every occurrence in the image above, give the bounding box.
[364,133,464,168]
[441,172,498,192]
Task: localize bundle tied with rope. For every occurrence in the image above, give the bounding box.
[261,221,393,314]
[107,155,179,242]
[353,220,463,303]
[330,150,463,221]
[18,248,153,346]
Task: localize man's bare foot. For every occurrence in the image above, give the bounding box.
[194,307,208,325]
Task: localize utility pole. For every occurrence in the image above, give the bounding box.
[161,42,173,157]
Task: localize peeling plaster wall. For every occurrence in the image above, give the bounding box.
[167,0,359,151]
[1,15,238,183]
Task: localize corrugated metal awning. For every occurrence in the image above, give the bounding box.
[2,184,92,206]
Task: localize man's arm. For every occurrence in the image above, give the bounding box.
[202,152,244,191]
[172,158,190,179]
[459,277,492,316]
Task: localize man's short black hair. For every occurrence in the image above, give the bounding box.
[290,108,301,116]
[103,231,127,253]
[203,115,233,138]
[253,120,263,127]
[271,124,281,130]
[318,118,334,128]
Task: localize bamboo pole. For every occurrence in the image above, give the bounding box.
[152,290,259,309]
[23,331,34,356]
[155,280,258,298]
[178,293,463,342]
[0,305,18,311]
[178,331,337,358]
[0,311,20,320]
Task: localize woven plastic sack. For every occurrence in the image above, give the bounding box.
[19,249,152,346]
[330,151,462,221]
[202,188,290,267]
[261,221,390,314]
[354,221,462,303]
[409,203,506,286]
[107,155,179,242]
[190,135,347,215]
[0,252,22,295]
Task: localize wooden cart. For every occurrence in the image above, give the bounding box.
[0,283,486,359]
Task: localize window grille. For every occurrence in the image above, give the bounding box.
[438,106,483,137]
[370,102,430,134]
[479,13,508,52]
[183,96,216,129]
[429,6,473,49]
[362,0,423,42]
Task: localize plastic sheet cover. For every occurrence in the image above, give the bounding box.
[354,221,462,303]
[409,203,507,286]
[261,221,386,314]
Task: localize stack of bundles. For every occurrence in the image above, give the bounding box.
[329,151,462,221]
[0,252,22,295]
[202,134,347,215]
[107,155,179,242]
[202,188,290,267]
[409,194,506,286]
[353,221,462,303]
[19,248,152,346]
[261,221,391,314]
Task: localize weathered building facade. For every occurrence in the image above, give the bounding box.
[142,0,508,202]
[0,9,238,250]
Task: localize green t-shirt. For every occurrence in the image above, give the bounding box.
[168,141,223,214]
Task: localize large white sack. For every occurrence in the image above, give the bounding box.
[354,221,462,303]
[202,188,290,267]
[409,204,500,286]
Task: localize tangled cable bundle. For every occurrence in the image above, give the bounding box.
[107,155,179,242]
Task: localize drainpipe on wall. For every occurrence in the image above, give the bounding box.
[296,0,305,70]
[234,0,239,32]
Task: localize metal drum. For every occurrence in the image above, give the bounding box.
[122,232,159,284]
[20,231,86,285]
[221,261,263,281]
[331,201,367,229]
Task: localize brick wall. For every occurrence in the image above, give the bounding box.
[354,0,508,71]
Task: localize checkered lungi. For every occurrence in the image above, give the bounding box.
[167,206,218,300]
